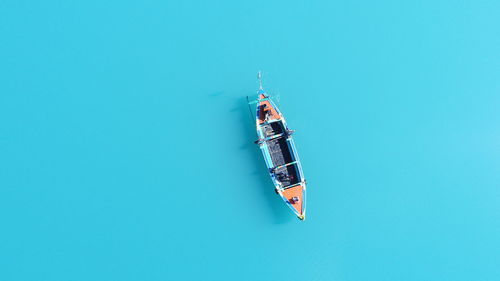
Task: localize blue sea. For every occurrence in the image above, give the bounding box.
[1,1,500,280]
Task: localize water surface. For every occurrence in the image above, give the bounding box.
[1,1,500,280]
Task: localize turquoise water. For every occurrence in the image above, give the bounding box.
[1,1,500,280]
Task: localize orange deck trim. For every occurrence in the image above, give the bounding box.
[258,94,280,124]
[282,184,304,215]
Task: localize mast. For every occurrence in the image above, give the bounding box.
[257,71,263,91]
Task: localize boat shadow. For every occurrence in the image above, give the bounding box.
[233,96,293,224]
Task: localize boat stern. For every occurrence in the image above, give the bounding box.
[280,182,306,221]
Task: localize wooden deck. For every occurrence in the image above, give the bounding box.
[258,94,280,124]
[282,184,304,215]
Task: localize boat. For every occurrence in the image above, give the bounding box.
[249,72,307,220]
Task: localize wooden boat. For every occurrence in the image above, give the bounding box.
[250,72,307,220]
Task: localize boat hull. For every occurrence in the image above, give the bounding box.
[254,91,307,220]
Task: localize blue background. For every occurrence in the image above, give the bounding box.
[1,1,500,280]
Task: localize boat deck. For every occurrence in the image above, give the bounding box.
[282,184,304,215]
[261,121,284,138]
[260,118,300,187]
[267,137,293,166]
[258,95,280,124]
[274,164,300,187]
